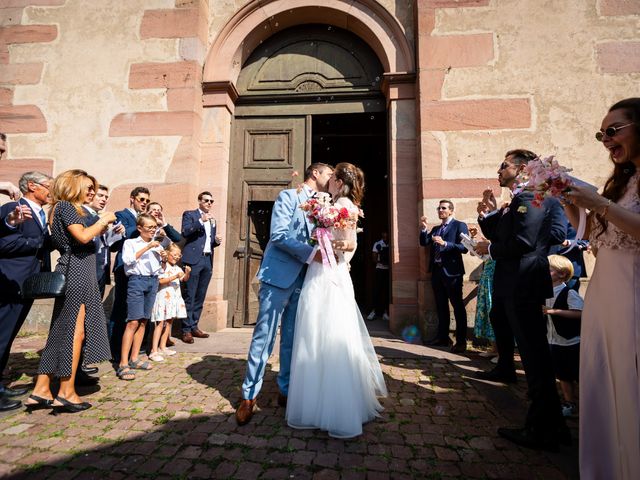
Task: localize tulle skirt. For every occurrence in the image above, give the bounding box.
[286,259,387,438]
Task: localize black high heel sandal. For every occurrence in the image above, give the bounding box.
[52,396,91,414]
[24,395,53,413]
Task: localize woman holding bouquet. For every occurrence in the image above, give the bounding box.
[564,97,640,480]
[286,162,388,438]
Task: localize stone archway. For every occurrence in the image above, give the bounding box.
[201,0,418,332]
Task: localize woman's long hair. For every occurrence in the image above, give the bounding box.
[333,162,365,206]
[595,98,640,236]
[49,169,96,222]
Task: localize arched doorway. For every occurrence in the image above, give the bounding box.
[202,0,418,332]
[225,25,388,326]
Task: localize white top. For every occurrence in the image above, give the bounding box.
[197,208,213,254]
[122,237,163,276]
[372,239,389,270]
[546,282,583,346]
[23,197,46,228]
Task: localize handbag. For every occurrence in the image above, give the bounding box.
[21,249,71,300]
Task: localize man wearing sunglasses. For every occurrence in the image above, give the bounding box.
[180,191,222,343]
[0,171,53,411]
[419,201,469,353]
[108,186,151,360]
[474,149,568,451]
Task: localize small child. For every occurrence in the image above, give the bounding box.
[149,243,191,362]
[117,214,165,380]
[544,254,583,417]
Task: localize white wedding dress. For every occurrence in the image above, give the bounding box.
[286,197,388,438]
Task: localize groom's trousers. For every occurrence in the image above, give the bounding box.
[241,268,306,400]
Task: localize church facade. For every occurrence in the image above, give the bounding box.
[1,0,638,336]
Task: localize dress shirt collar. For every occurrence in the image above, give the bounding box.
[127,207,138,218]
[84,204,97,215]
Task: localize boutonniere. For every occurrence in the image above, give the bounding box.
[517,205,527,214]
[502,207,510,216]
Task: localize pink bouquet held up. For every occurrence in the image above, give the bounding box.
[524,155,573,207]
[299,192,361,268]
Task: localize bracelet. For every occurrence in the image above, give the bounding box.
[600,199,612,218]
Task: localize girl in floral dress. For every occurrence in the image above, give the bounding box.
[149,243,191,362]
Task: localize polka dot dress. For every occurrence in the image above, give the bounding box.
[37,201,111,377]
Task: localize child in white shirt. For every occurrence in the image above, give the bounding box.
[117,214,165,380]
[544,255,583,417]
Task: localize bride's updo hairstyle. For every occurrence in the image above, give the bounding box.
[333,162,365,206]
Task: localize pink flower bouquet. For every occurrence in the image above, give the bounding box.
[300,193,361,268]
[523,155,573,207]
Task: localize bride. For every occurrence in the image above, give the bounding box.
[286,162,388,438]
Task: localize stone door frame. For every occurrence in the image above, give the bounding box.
[201,0,418,332]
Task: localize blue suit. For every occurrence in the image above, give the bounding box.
[0,199,51,385]
[180,209,221,333]
[241,188,315,400]
[82,206,111,297]
[108,208,138,358]
[420,218,469,344]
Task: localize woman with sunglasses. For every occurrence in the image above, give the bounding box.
[564,98,640,480]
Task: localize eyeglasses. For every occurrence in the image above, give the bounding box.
[201,199,214,204]
[498,161,515,170]
[140,225,157,231]
[35,182,51,190]
[595,123,634,142]
[437,206,449,211]
[135,197,150,203]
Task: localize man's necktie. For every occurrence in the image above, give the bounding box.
[38,209,46,227]
[434,223,445,264]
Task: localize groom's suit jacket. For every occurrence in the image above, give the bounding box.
[257,188,315,289]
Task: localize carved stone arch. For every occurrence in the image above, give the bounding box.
[203,0,415,100]
[236,25,384,101]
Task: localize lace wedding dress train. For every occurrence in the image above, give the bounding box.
[286,197,387,438]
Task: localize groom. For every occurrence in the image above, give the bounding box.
[235,163,334,426]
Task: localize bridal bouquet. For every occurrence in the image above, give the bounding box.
[300,192,360,268]
[523,155,573,207]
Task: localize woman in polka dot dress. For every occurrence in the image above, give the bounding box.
[26,170,115,414]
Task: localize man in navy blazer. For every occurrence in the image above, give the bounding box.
[108,186,150,359]
[420,200,469,353]
[0,171,52,411]
[180,191,221,343]
[475,149,568,451]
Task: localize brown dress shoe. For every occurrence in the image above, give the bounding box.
[192,329,210,338]
[235,399,257,426]
[277,393,287,408]
[181,332,194,344]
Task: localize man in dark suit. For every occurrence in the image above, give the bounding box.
[180,191,221,343]
[0,171,52,411]
[420,200,469,353]
[84,184,124,298]
[108,186,150,359]
[475,149,568,451]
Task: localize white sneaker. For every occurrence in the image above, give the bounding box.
[149,353,165,362]
[382,313,390,321]
[366,311,376,321]
[160,348,176,356]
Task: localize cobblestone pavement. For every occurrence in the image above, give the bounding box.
[0,327,578,479]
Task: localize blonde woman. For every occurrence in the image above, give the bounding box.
[26,170,115,413]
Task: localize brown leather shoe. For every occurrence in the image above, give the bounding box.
[235,399,257,426]
[192,329,210,339]
[166,338,175,347]
[181,332,194,344]
[277,393,287,408]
